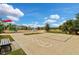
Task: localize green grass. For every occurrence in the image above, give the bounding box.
[0,35,14,42]
[24,32,42,35]
[8,48,26,55]
[49,29,75,35]
[49,29,63,33]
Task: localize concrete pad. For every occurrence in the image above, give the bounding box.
[11,33,79,55]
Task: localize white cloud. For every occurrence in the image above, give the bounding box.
[51,23,59,27]
[7,16,19,21]
[44,14,60,24]
[0,4,24,21]
[43,14,61,27]
[59,20,66,25]
[49,14,60,20]
[23,22,44,28]
[37,24,45,27]
[22,24,33,27]
[22,24,29,26]
[50,20,67,27]
[73,17,76,20]
[0,0,5,3]
[14,8,24,17]
[10,22,16,24]
[22,22,44,28]
[31,22,38,28]
[44,19,56,24]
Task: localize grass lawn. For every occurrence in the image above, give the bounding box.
[49,29,63,33]
[8,48,26,55]
[0,35,14,42]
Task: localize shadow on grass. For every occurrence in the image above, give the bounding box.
[8,48,26,55]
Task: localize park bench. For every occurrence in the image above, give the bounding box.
[0,38,12,55]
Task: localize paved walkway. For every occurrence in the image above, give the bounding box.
[11,41,20,51]
[11,33,79,55]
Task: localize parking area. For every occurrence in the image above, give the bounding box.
[11,33,79,55]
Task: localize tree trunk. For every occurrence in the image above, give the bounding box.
[75,30,78,35]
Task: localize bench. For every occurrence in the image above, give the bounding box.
[0,38,12,55]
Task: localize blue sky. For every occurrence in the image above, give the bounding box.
[1,3,79,27]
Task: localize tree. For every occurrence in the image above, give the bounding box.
[37,27,40,30]
[65,20,74,34]
[59,20,74,34]
[45,23,50,32]
[0,22,4,33]
[59,13,79,35]
[0,25,4,33]
[72,14,79,35]
[7,23,17,32]
[59,23,68,34]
